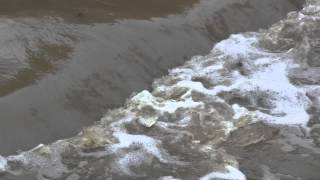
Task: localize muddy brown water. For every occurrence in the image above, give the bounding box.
[0,0,304,155]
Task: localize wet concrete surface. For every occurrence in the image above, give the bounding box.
[0,0,304,155]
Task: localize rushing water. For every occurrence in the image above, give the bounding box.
[0,0,303,155]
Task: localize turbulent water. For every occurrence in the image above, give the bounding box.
[0,0,303,156]
[1,0,320,179]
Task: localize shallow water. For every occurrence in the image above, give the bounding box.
[0,0,303,155]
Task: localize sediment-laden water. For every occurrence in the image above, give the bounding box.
[0,0,303,155]
[1,1,320,179]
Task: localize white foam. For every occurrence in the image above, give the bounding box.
[132,90,202,114]
[214,34,260,58]
[112,132,164,161]
[196,34,311,126]
[118,152,144,176]
[232,104,250,120]
[159,176,180,180]
[0,155,7,172]
[167,33,312,127]
[199,165,246,180]
[221,121,236,135]
[233,61,309,125]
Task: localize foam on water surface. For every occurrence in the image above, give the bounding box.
[112,132,164,161]
[200,165,246,180]
[0,155,7,172]
[132,90,203,114]
[169,33,313,126]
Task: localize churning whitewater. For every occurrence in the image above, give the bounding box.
[1,0,320,179]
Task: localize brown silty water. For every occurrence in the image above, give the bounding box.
[0,0,304,155]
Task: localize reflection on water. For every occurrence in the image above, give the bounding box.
[0,0,303,155]
[0,44,72,96]
[0,18,75,96]
[0,0,198,23]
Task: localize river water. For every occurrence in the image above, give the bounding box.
[0,0,303,155]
